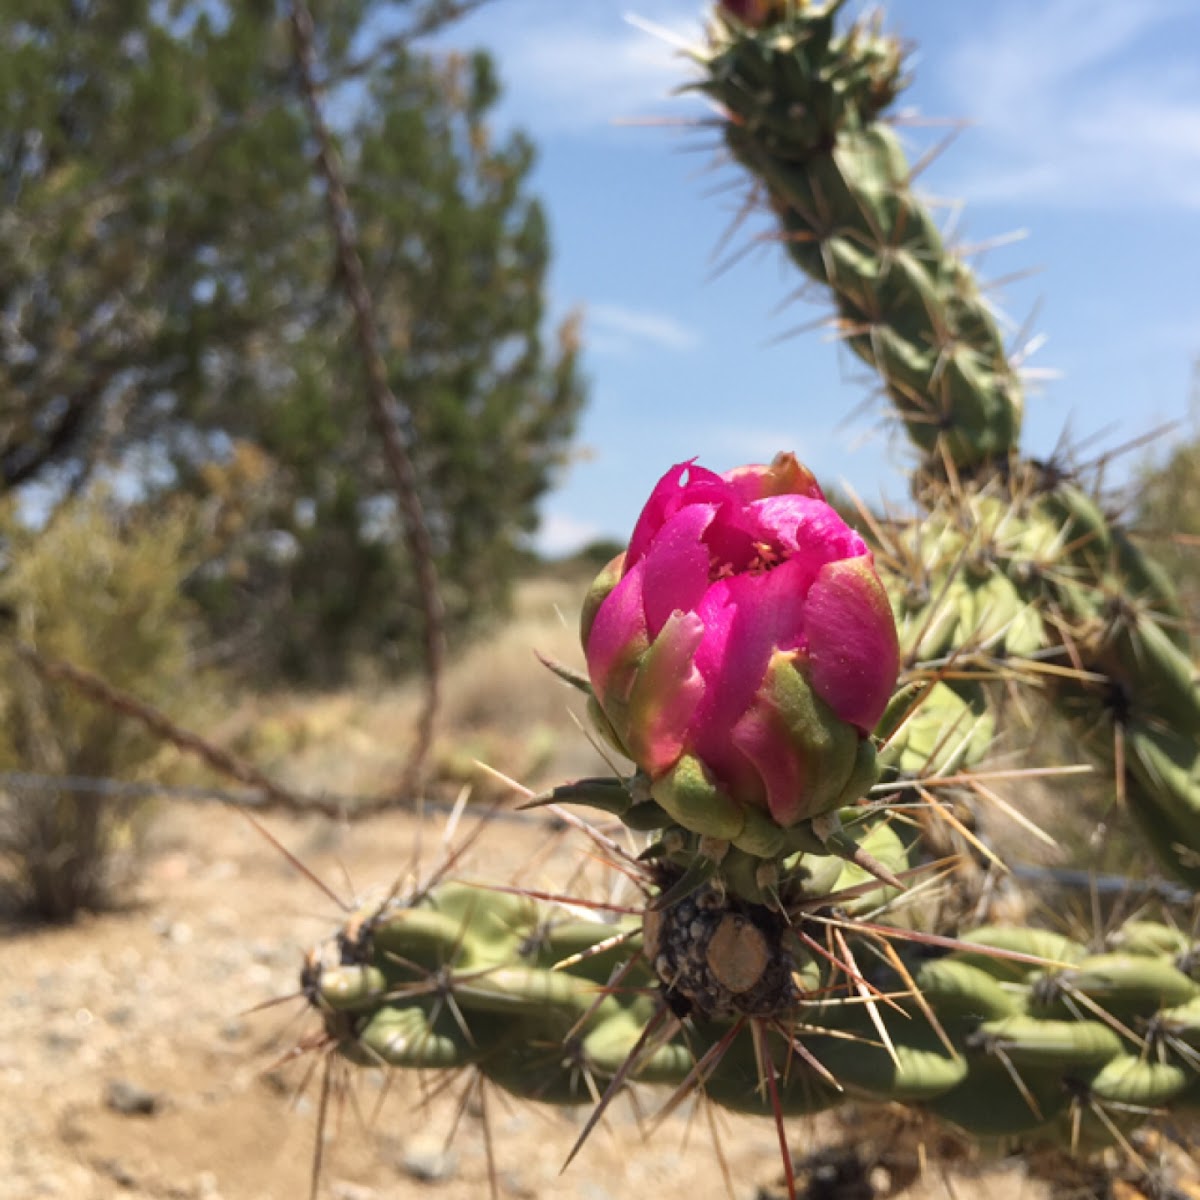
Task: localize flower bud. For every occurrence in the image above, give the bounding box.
[582,454,898,848]
[717,0,776,28]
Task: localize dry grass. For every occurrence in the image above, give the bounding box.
[213,569,613,804]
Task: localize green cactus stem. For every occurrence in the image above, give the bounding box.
[694,3,1023,469]
[299,875,1200,1155]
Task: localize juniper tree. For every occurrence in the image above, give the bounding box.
[0,0,585,681]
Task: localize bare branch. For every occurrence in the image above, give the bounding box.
[290,0,445,796]
[12,643,416,821]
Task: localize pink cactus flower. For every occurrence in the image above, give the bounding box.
[582,454,898,838]
[717,0,776,28]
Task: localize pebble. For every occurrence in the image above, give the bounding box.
[196,1169,222,1198]
[331,1183,378,1200]
[400,1137,458,1183]
[97,1157,139,1187]
[104,1077,161,1115]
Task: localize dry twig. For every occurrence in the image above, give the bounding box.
[289,0,447,796]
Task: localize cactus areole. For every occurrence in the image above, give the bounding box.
[582,454,899,850]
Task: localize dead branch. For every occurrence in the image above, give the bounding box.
[290,0,447,797]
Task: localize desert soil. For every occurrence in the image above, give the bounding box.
[0,796,1048,1200]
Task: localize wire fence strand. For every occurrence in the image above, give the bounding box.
[14,643,424,821]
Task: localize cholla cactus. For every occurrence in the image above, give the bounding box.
[701,0,1022,470]
[285,2,1200,1196]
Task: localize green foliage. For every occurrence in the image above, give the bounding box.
[1,2,586,683]
[1136,426,1200,630]
[0,495,208,918]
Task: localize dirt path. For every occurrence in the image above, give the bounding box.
[0,801,1038,1200]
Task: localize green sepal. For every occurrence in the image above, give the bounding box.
[747,651,872,824]
[579,553,625,649]
[731,805,789,858]
[586,694,633,760]
[519,776,634,819]
[827,815,908,913]
[648,851,721,912]
[535,653,593,696]
[624,608,704,773]
[650,753,746,840]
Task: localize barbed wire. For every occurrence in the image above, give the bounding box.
[0,769,542,826]
[1,768,1192,904]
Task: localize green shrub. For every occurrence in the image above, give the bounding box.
[0,495,209,919]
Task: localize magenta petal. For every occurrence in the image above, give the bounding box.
[803,557,899,731]
[585,557,649,703]
[723,453,824,503]
[626,462,692,568]
[752,495,867,565]
[688,559,810,781]
[640,502,717,637]
[625,462,721,565]
[626,610,706,776]
[731,706,806,826]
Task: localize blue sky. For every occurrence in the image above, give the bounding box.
[434,1,1200,553]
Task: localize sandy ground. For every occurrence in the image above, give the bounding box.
[0,796,1057,1200]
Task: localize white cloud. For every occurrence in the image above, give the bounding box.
[586,302,699,355]
[935,0,1200,210]
[445,3,708,135]
[535,511,604,557]
[693,426,817,466]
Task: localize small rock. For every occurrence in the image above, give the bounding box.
[41,1030,81,1055]
[195,1170,222,1198]
[167,921,194,945]
[97,1157,139,1188]
[104,1078,161,1116]
[400,1138,458,1183]
[331,1183,378,1200]
[498,1171,536,1198]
